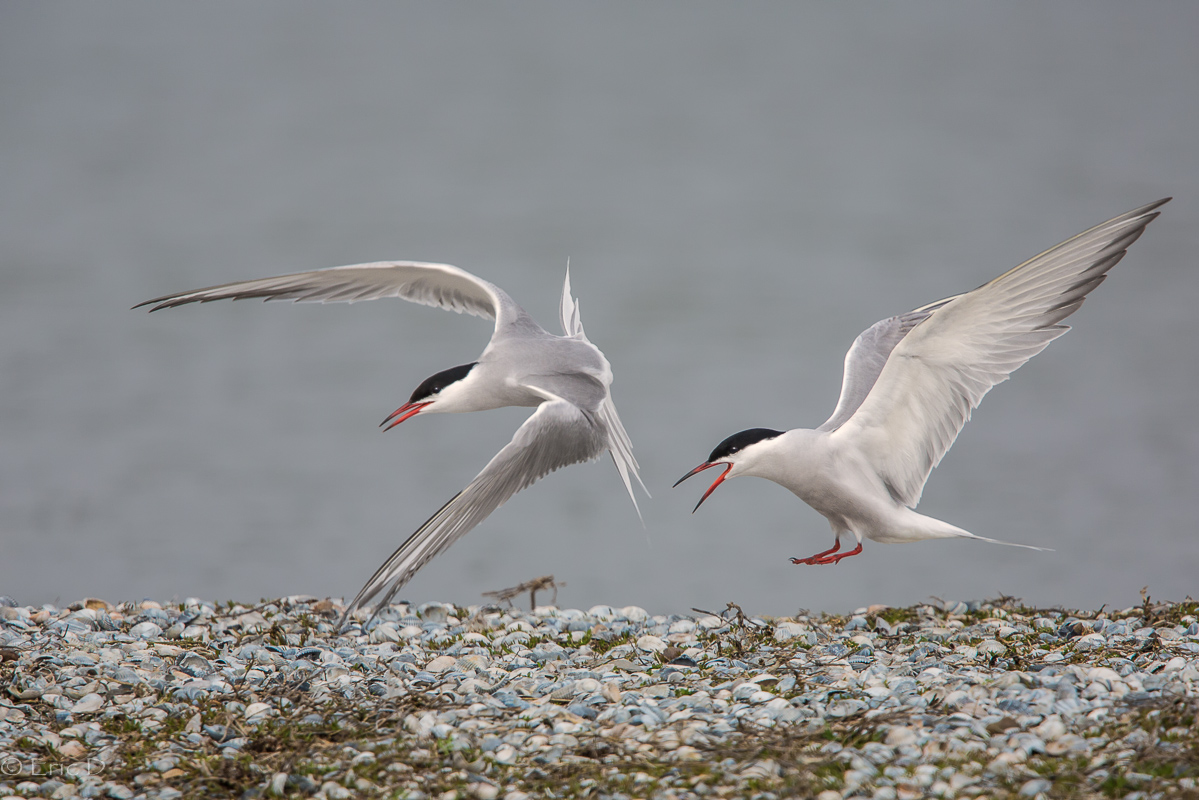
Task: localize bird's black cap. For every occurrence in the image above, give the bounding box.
[410,362,478,403]
[707,428,784,462]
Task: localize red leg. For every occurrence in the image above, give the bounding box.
[813,542,863,565]
[791,539,841,565]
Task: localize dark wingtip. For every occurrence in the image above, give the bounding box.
[133,296,177,312]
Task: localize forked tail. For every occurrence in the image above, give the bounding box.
[915,513,1053,552]
[957,532,1053,552]
[559,261,584,338]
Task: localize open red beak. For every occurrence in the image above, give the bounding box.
[673,461,732,513]
[380,401,432,432]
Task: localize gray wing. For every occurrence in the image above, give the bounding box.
[340,396,608,624]
[834,198,1169,508]
[135,261,531,334]
[817,303,950,432]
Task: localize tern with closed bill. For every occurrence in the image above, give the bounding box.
[676,199,1169,565]
[137,261,647,623]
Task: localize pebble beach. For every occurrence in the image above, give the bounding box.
[1,593,1197,800]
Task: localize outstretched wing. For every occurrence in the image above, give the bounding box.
[834,198,1169,508]
[817,302,951,432]
[135,261,532,334]
[340,396,608,624]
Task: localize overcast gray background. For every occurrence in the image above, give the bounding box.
[2,4,1196,616]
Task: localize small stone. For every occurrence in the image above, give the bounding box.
[180,625,208,640]
[426,655,457,673]
[128,622,162,639]
[885,726,917,746]
[739,759,781,780]
[369,624,400,643]
[57,740,87,759]
[321,783,353,800]
[71,693,105,714]
[244,702,272,721]
[417,602,451,623]
[134,771,161,787]
[1019,778,1052,796]
[1033,715,1066,741]
[774,622,808,642]
[203,724,233,742]
[986,716,1020,735]
[636,635,666,653]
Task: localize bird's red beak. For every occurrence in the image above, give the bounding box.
[673,461,732,513]
[380,401,433,431]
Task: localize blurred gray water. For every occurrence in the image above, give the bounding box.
[2,4,1197,616]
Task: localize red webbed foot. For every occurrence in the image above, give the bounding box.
[791,540,841,565]
[792,541,863,565]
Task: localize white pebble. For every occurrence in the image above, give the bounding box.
[885,726,917,746]
[129,622,162,639]
[71,693,105,714]
[636,635,666,653]
[425,655,457,673]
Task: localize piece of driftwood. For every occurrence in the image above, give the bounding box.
[482,575,563,611]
